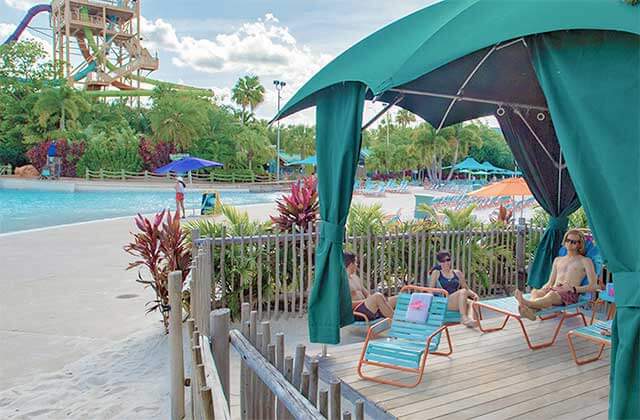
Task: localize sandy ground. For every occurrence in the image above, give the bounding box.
[0,185,532,419]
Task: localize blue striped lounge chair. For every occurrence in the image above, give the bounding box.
[472,240,603,350]
[567,320,612,365]
[357,286,453,387]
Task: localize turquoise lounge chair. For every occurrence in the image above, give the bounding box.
[567,320,612,365]
[357,286,453,388]
[473,240,603,350]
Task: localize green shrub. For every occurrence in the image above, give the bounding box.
[76,127,142,174]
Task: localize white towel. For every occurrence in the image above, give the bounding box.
[405,293,433,323]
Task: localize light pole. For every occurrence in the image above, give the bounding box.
[274,80,286,181]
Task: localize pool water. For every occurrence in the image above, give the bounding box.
[0,189,280,234]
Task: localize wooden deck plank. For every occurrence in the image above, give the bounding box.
[318,314,610,419]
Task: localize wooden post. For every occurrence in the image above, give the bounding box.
[191,229,200,265]
[354,400,364,420]
[342,411,352,420]
[249,311,258,419]
[241,322,250,420]
[309,359,319,406]
[319,390,329,417]
[261,322,272,420]
[267,344,276,420]
[276,333,286,420]
[168,271,185,420]
[256,333,263,419]
[515,217,526,291]
[210,308,230,408]
[292,344,305,390]
[329,381,341,420]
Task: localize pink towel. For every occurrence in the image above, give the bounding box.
[406,293,433,323]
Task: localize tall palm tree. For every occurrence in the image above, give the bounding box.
[33,86,91,132]
[411,122,449,182]
[396,109,416,128]
[444,123,483,181]
[149,95,208,151]
[231,75,266,124]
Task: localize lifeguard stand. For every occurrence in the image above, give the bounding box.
[50,0,158,91]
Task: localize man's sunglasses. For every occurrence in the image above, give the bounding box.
[439,258,452,262]
[565,239,580,245]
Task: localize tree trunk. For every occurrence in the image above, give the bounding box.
[60,104,66,131]
[445,141,460,182]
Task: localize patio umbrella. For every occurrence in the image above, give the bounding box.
[154,157,223,174]
[469,177,532,218]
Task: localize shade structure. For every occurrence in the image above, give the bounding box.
[274,3,640,416]
[287,155,317,166]
[154,157,223,174]
[445,157,485,172]
[469,177,532,197]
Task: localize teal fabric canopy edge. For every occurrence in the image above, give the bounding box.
[273,0,640,122]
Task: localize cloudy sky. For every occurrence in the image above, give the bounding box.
[1,0,498,127]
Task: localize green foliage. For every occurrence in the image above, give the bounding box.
[347,203,388,235]
[440,205,479,229]
[232,75,266,124]
[32,84,91,138]
[149,89,209,151]
[76,126,143,174]
[468,124,515,170]
[530,206,590,229]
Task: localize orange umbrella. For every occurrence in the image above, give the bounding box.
[469,177,532,218]
[468,177,532,197]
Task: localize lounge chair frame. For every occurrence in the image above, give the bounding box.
[567,321,611,365]
[357,286,453,388]
[472,298,589,350]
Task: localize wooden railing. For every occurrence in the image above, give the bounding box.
[192,222,545,320]
[0,164,12,176]
[84,168,276,183]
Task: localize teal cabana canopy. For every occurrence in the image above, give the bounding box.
[444,157,484,172]
[273,2,639,417]
[287,155,317,166]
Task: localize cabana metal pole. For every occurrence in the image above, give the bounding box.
[514,109,564,169]
[557,148,563,214]
[389,88,549,112]
[436,42,500,131]
[361,95,404,131]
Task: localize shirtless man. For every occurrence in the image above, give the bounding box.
[344,252,397,320]
[515,229,598,320]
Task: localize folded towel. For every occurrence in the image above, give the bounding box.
[406,293,433,323]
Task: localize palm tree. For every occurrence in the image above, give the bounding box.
[236,128,273,171]
[33,86,91,132]
[444,123,483,181]
[411,122,449,182]
[396,109,416,128]
[149,95,208,151]
[231,75,266,124]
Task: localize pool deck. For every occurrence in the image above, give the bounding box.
[314,315,610,419]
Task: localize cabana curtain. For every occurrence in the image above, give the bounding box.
[308,82,366,344]
[497,109,581,288]
[530,29,640,420]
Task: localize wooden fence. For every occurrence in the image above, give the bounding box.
[84,168,275,183]
[0,164,12,176]
[169,255,366,419]
[193,222,545,320]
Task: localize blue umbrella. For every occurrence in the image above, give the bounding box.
[154,157,223,174]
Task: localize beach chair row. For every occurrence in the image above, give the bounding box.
[354,179,410,196]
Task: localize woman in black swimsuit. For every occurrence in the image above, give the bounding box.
[427,250,479,327]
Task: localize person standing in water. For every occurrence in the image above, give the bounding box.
[175,176,186,218]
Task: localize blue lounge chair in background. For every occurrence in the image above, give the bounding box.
[567,320,612,365]
[472,239,603,350]
[357,286,453,387]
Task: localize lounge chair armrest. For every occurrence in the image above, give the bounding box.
[426,325,449,343]
[368,318,391,337]
[353,311,370,322]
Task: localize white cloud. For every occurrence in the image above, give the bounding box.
[141,14,333,124]
[4,0,41,11]
[0,23,15,40]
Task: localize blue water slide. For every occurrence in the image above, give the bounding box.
[2,4,52,45]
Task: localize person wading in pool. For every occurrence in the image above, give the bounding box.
[175,176,186,218]
[426,250,479,327]
[345,252,397,320]
[515,229,598,320]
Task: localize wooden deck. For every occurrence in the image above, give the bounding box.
[314,315,610,419]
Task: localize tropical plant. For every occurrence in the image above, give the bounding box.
[76,126,143,174]
[124,210,191,333]
[26,139,85,177]
[235,126,273,171]
[32,85,91,134]
[138,137,176,171]
[347,203,387,235]
[396,109,416,127]
[490,205,513,226]
[444,123,483,181]
[440,205,479,230]
[231,75,266,124]
[148,91,209,151]
[271,176,319,231]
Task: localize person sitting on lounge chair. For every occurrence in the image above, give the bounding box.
[426,250,479,327]
[345,252,397,321]
[515,229,598,321]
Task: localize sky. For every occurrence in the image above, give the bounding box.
[1,0,497,127]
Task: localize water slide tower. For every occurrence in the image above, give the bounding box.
[50,0,158,91]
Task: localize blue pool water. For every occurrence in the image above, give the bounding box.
[1,188,279,234]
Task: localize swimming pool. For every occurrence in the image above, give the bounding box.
[0,188,280,234]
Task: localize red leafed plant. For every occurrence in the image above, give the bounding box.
[138,137,176,171]
[27,139,85,177]
[271,176,319,232]
[124,209,191,333]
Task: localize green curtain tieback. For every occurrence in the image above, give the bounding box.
[320,221,345,244]
[547,216,569,230]
[613,272,640,308]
